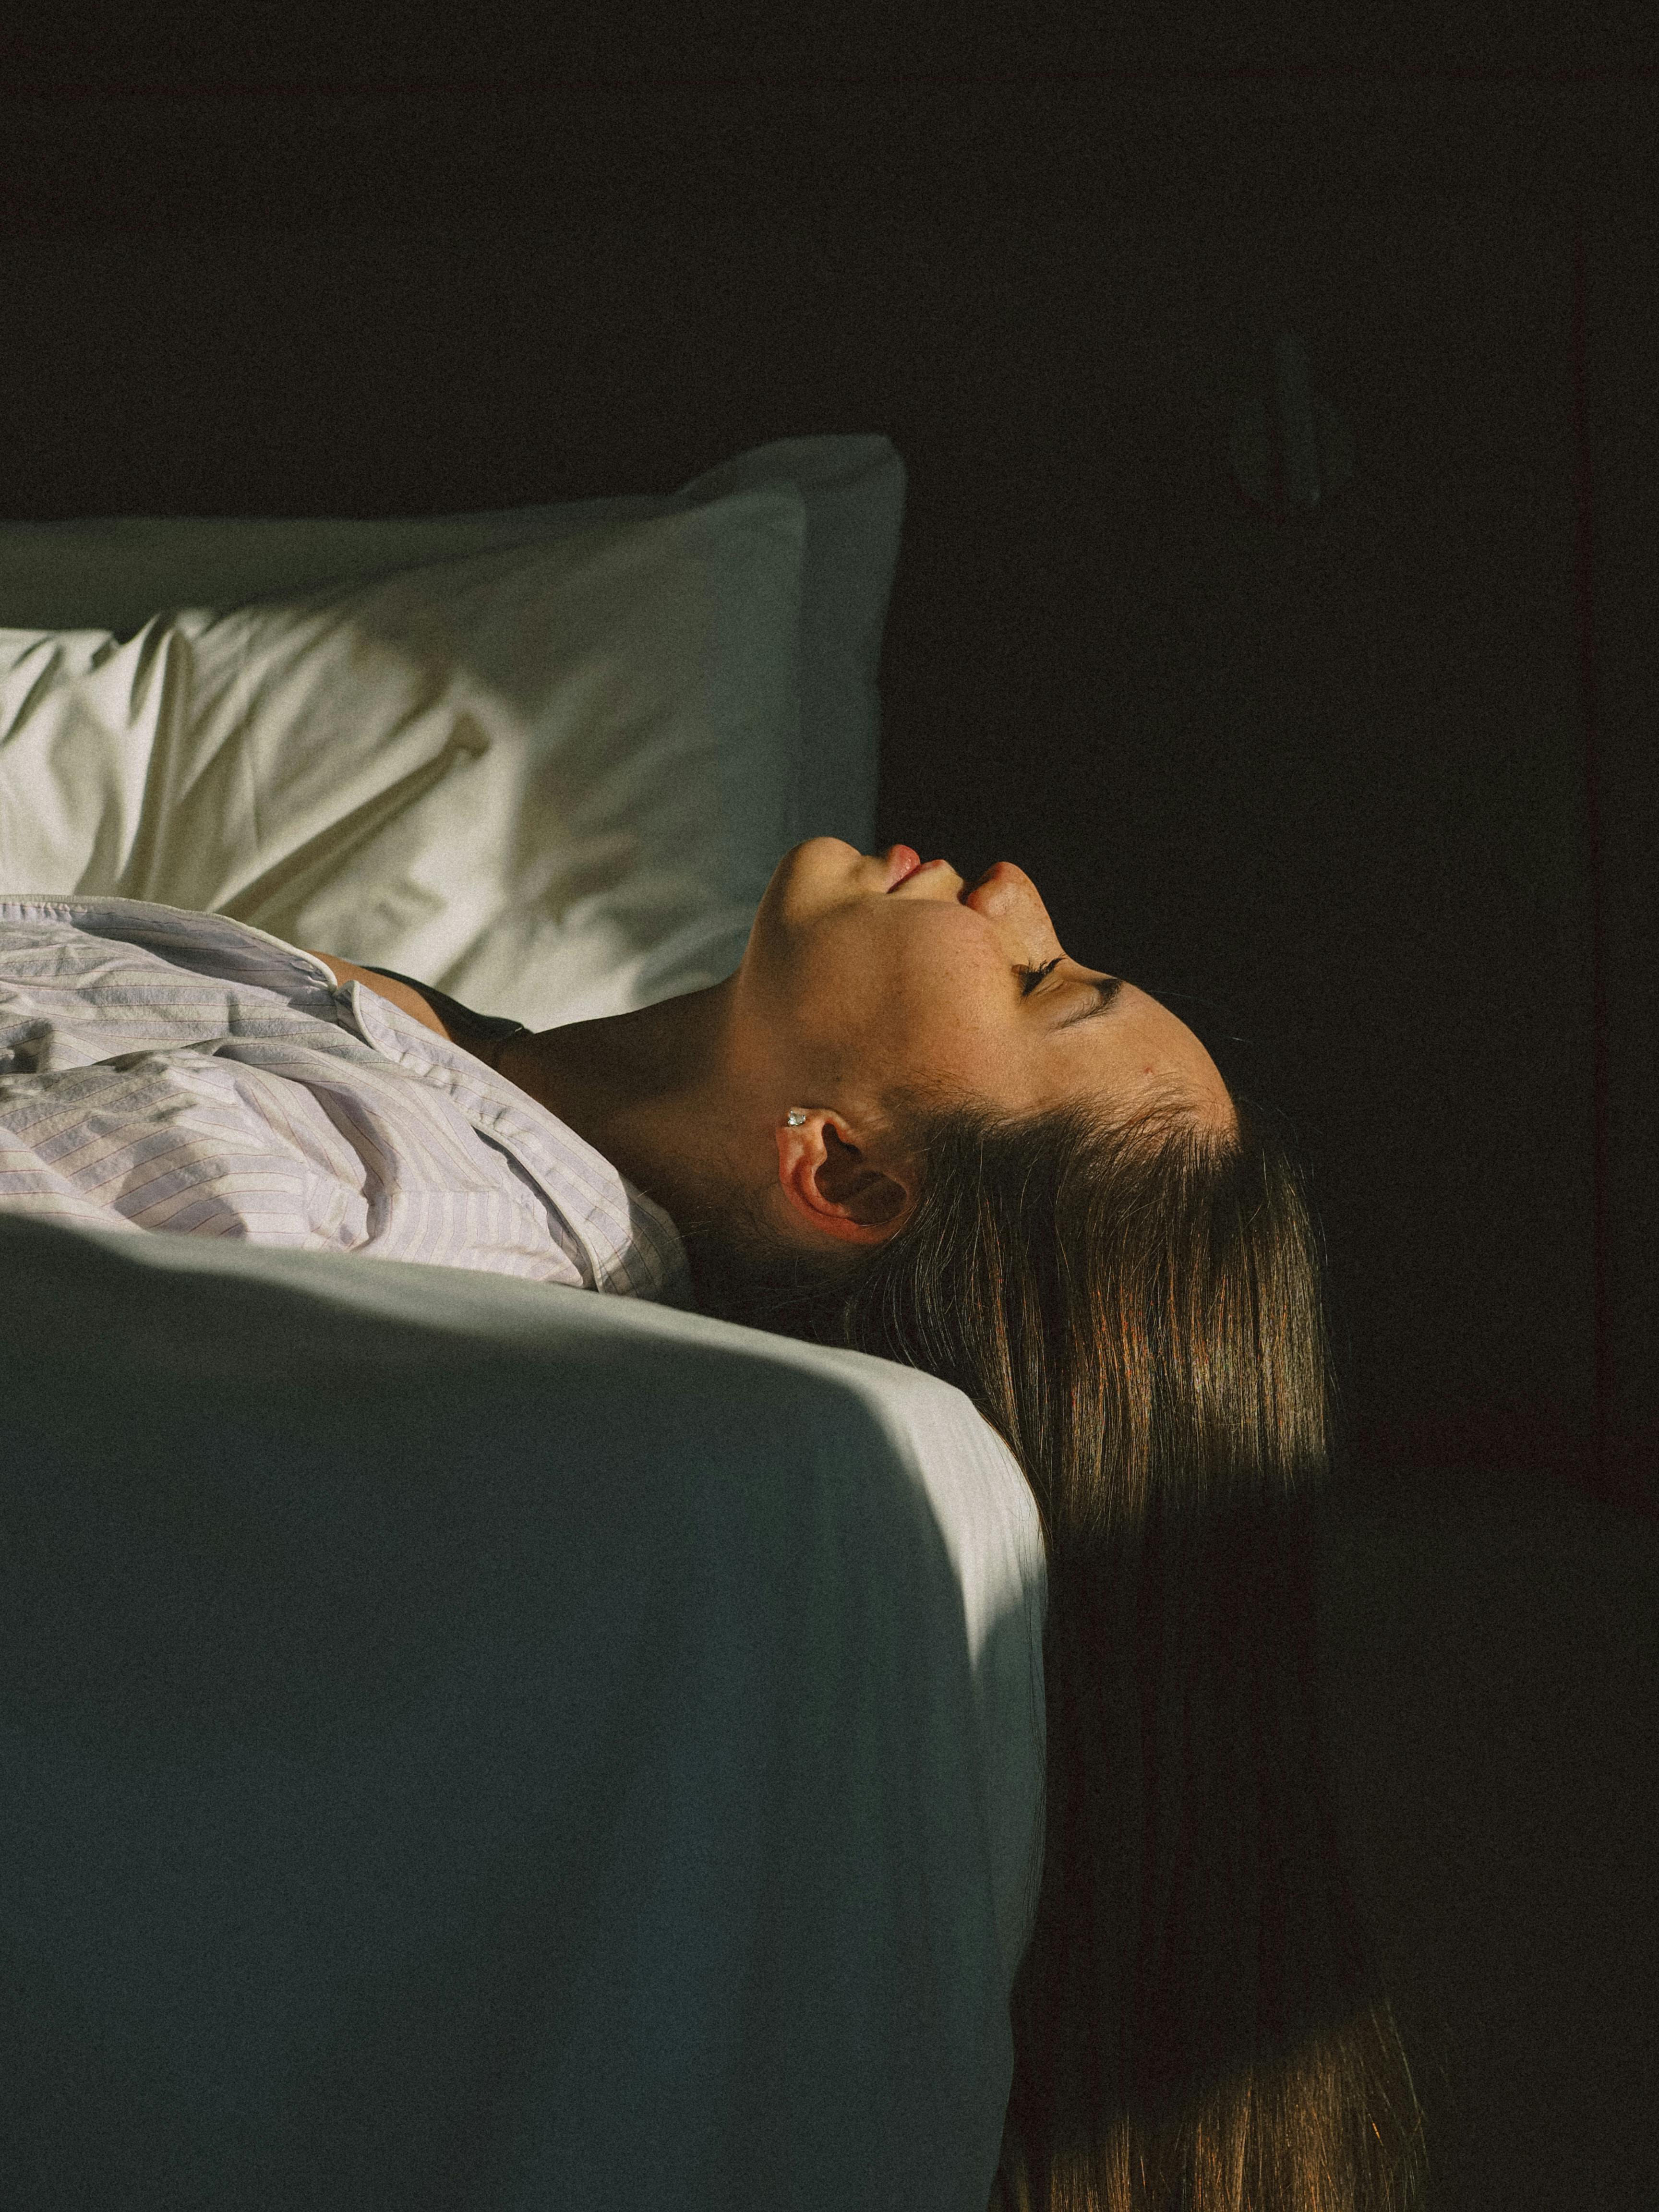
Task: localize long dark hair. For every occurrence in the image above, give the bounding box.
[677,1070,1429,2212]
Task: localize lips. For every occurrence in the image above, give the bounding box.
[884,845,923,891]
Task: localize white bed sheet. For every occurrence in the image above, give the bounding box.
[0,1209,1047,2211]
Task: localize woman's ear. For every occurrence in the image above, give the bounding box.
[772,1114,914,1243]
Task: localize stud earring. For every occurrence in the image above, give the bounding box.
[785,1109,808,1127]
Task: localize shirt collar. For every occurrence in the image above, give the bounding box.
[324,967,697,1311]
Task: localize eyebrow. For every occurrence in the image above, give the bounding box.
[1058,974,1127,1028]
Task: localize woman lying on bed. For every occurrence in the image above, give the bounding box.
[313,840,1430,2212]
[0,838,1427,2212]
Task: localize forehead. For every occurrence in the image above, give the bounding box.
[1075,981,1230,1115]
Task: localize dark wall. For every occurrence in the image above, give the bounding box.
[2,72,1652,1515]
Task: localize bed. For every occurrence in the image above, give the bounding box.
[0,438,1048,2211]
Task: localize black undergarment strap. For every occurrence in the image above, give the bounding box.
[357,965,528,1041]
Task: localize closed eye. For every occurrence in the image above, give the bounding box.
[1016,958,1063,997]
[1058,975,1127,1028]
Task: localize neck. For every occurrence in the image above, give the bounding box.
[495,976,740,1225]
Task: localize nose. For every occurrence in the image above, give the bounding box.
[959,858,1032,909]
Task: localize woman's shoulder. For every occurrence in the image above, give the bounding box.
[299,950,456,1043]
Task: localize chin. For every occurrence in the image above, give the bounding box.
[770,836,875,902]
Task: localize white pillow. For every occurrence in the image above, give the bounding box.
[0,487,815,1029]
[0,433,907,926]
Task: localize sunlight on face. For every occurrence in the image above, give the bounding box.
[738,838,1234,1136]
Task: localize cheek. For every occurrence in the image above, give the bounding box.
[761,900,1001,1055]
[889,951,1007,1058]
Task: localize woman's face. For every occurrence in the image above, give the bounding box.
[738,837,1234,1145]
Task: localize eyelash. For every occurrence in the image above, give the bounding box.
[1016,957,1063,998]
